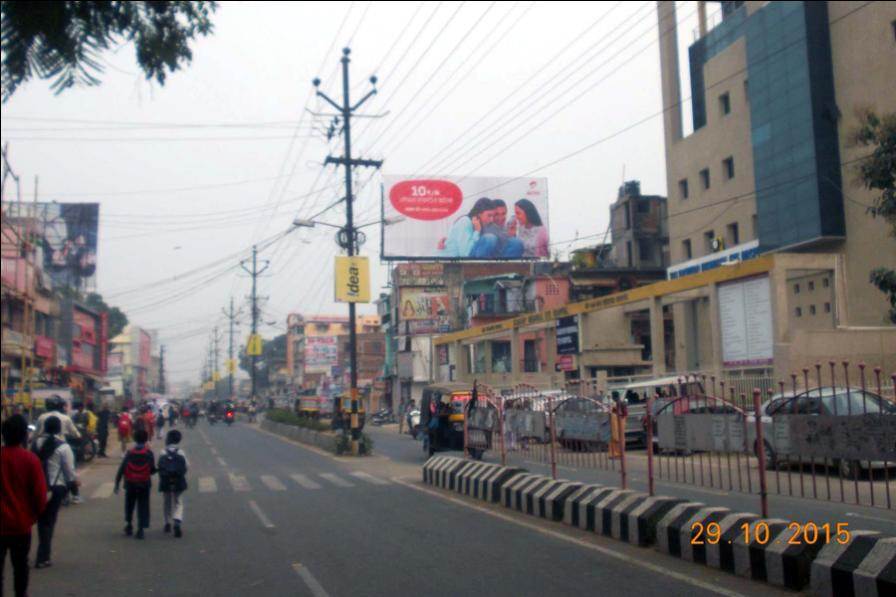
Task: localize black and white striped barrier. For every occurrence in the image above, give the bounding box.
[655,502,708,557]
[733,518,822,590]
[811,532,895,597]
[540,481,583,522]
[704,512,759,573]
[625,496,685,547]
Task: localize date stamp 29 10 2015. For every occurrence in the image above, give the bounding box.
[690,521,851,546]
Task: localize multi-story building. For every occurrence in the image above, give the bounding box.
[654,0,895,375]
[108,325,153,402]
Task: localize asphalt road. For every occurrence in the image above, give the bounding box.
[367,424,896,535]
[7,419,790,597]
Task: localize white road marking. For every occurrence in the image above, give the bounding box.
[260,475,287,491]
[319,473,354,488]
[199,476,217,493]
[210,447,219,456]
[349,471,389,485]
[228,473,250,492]
[248,499,274,529]
[292,563,330,597]
[91,482,115,499]
[846,511,896,524]
[393,477,748,597]
[216,457,228,467]
[290,474,322,490]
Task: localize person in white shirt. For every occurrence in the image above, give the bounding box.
[33,396,81,441]
[33,416,79,568]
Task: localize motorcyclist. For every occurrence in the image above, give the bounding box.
[247,399,257,422]
[34,396,81,442]
[188,402,199,426]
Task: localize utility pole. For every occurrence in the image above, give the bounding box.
[314,48,382,455]
[241,246,269,400]
[158,345,166,394]
[212,326,221,401]
[222,297,239,399]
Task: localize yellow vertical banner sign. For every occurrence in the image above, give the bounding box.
[212,371,221,382]
[226,358,236,373]
[247,334,263,356]
[334,256,370,303]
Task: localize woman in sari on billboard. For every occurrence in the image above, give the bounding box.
[508,198,548,258]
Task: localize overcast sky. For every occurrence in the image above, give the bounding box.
[1,1,713,386]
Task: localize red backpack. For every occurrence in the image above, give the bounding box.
[118,414,132,438]
[124,447,153,484]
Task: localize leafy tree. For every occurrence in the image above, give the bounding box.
[84,291,128,338]
[851,109,896,323]
[1,1,217,101]
[238,333,287,390]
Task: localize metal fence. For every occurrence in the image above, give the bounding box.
[462,363,896,515]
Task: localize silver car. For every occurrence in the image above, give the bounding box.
[748,387,896,477]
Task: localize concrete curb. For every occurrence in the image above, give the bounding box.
[810,532,895,597]
[420,456,894,595]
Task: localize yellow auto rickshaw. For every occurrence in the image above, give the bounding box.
[420,383,476,457]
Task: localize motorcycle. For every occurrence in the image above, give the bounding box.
[370,408,397,426]
[406,409,421,439]
[207,412,218,426]
[68,425,97,463]
[224,410,235,426]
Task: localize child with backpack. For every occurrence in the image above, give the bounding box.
[158,430,188,538]
[114,429,156,539]
[117,408,132,455]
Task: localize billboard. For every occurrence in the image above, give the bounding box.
[2,201,99,290]
[718,275,773,367]
[334,256,370,303]
[382,176,549,260]
[304,336,339,374]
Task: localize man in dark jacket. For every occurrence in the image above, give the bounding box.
[96,404,110,458]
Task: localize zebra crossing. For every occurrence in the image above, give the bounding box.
[85,471,391,499]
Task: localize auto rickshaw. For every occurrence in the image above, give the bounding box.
[420,382,477,457]
[330,394,366,431]
[294,395,322,419]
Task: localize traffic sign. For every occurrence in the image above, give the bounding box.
[247,334,263,356]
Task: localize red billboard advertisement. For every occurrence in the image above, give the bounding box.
[382,175,549,261]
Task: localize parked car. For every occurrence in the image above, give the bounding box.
[614,375,706,446]
[747,387,895,477]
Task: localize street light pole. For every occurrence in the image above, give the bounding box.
[314,48,381,455]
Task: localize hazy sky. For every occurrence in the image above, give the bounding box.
[1,1,713,385]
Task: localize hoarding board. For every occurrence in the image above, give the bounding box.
[2,201,99,290]
[394,262,445,286]
[304,336,338,374]
[382,176,549,260]
[555,315,579,356]
[718,275,773,366]
[334,255,370,303]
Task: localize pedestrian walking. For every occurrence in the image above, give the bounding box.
[1,414,47,597]
[142,408,155,443]
[168,405,177,428]
[114,429,156,539]
[158,430,188,538]
[155,406,167,440]
[34,416,78,568]
[97,403,111,458]
[117,408,133,455]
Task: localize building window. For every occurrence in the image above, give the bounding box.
[626,240,633,267]
[743,79,749,102]
[636,199,651,213]
[823,277,829,288]
[892,19,896,42]
[809,305,816,316]
[700,168,710,190]
[723,156,735,180]
[794,283,800,294]
[679,178,689,200]
[824,302,831,313]
[726,222,739,246]
[704,230,715,254]
[682,239,692,260]
[808,281,815,291]
[719,92,731,115]
[638,238,653,263]
[752,214,758,239]
[795,307,802,317]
